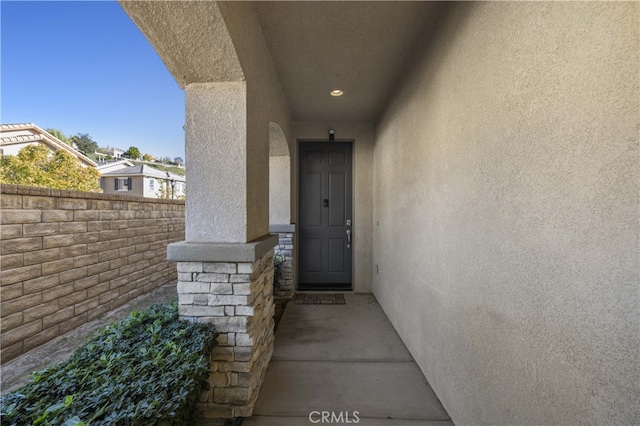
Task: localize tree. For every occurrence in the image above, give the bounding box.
[70,133,99,156]
[0,144,102,192]
[142,153,154,162]
[125,146,141,160]
[156,181,171,199]
[156,179,185,200]
[174,157,184,165]
[96,147,113,160]
[45,128,72,146]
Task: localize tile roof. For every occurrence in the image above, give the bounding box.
[100,164,185,181]
[0,123,98,168]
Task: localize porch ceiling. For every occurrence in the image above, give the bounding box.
[254,1,441,122]
[119,1,442,123]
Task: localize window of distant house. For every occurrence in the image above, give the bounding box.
[115,177,132,191]
[149,179,155,191]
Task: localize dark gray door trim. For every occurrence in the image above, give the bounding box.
[297,140,354,290]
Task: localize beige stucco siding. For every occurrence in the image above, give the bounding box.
[217,2,292,242]
[373,2,639,424]
[269,156,291,225]
[122,1,291,243]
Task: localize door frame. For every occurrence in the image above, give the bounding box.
[297,139,355,291]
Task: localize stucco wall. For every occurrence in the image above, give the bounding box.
[122,1,291,243]
[185,82,248,242]
[218,2,292,242]
[293,122,374,293]
[373,3,639,424]
[269,156,291,225]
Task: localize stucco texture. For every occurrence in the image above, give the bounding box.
[269,121,292,226]
[118,1,244,87]
[373,3,639,425]
[218,2,292,243]
[128,2,293,243]
[185,82,248,242]
[269,155,291,226]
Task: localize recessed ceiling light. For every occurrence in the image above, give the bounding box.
[330,89,344,97]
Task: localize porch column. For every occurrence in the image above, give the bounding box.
[168,82,277,419]
[184,82,248,242]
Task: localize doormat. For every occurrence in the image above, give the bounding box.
[294,294,346,305]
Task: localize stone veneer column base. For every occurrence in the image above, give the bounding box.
[270,224,295,297]
[168,235,278,419]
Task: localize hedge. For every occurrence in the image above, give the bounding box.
[0,300,217,425]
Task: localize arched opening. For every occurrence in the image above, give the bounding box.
[268,121,295,297]
[268,121,290,225]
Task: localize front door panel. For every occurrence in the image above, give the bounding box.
[299,142,353,289]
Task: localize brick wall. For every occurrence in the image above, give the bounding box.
[0,184,185,363]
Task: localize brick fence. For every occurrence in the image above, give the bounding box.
[0,184,185,363]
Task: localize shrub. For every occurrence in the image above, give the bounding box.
[0,300,217,425]
[0,144,102,192]
[273,253,285,293]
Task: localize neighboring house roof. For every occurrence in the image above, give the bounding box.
[97,159,135,173]
[100,164,185,182]
[0,123,98,168]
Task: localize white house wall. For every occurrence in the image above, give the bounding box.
[143,177,156,198]
[373,3,639,424]
[0,142,42,156]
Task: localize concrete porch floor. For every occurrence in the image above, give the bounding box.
[244,294,453,426]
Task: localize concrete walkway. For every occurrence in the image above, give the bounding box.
[244,294,452,426]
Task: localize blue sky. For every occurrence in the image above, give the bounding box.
[1,0,185,159]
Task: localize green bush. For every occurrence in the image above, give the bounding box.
[0,300,217,425]
[273,253,285,293]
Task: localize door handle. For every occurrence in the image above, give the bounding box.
[346,229,351,244]
[324,199,329,207]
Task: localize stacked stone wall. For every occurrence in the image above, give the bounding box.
[176,251,275,419]
[269,224,295,296]
[0,184,185,362]
[273,231,294,295]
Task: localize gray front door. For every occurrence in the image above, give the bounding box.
[298,142,353,289]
